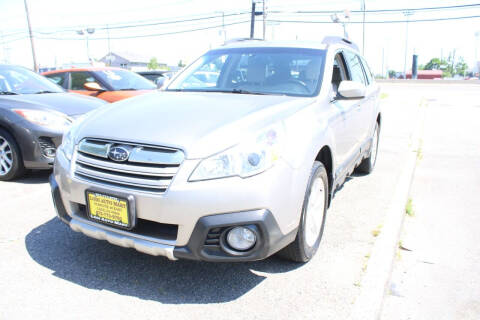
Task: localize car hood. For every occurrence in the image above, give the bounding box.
[99,90,154,103]
[76,91,314,159]
[0,92,106,116]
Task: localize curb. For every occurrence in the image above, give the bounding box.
[351,103,426,320]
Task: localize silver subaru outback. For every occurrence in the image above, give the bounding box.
[50,37,381,262]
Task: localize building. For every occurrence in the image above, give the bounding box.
[406,70,443,79]
[99,52,166,71]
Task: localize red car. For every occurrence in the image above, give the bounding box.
[42,67,157,102]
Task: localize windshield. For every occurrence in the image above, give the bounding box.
[0,66,64,94]
[167,47,326,97]
[95,69,156,91]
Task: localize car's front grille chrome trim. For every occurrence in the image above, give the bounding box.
[74,138,184,194]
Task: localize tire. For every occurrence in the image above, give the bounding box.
[356,122,380,174]
[279,161,329,262]
[0,128,26,181]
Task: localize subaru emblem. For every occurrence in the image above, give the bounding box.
[108,146,130,162]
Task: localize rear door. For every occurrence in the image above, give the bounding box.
[342,50,369,152]
[329,51,360,169]
[358,56,379,150]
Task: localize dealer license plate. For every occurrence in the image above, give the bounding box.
[86,191,131,229]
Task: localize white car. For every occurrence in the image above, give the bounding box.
[50,37,380,262]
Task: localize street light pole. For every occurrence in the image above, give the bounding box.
[403,10,413,79]
[77,28,95,64]
[23,0,38,72]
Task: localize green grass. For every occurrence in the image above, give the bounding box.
[406,198,415,216]
[371,224,383,237]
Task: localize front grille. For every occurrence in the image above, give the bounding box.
[74,138,184,194]
[76,204,178,241]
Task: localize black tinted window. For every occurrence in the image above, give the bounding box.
[46,73,67,88]
[344,51,366,85]
[70,72,96,90]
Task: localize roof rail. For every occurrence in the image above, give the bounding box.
[223,38,264,45]
[322,36,359,51]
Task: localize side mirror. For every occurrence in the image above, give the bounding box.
[83,82,104,92]
[338,80,366,99]
[155,76,166,89]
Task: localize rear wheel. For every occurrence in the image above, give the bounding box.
[279,161,328,262]
[357,122,379,174]
[0,128,26,181]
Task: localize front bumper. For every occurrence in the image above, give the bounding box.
[51,146,309,261]
[50,174,297,261]
[12,120,62,169]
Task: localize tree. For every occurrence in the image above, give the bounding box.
[454,57,468,76]
[424,58,448,71]
[147,57,159,70]
[178,59,186,67]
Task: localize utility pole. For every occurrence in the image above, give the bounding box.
[403,10,413,79]
[23,0,38,72]
[262,0,266,40]
[362,0,366,55]
[250,1,256,39]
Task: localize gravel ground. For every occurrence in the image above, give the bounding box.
[1,84,419,320]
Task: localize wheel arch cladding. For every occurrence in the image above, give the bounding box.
[315,145,333,205]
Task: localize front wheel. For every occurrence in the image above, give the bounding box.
[279,161,328,262]
[0,128,26,181]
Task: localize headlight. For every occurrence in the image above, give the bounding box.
[58,112,92,161]
[189,124,284,181]
[14,109,72,131]
[60,129,75,161]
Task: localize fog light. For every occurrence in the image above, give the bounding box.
[226,226,256,251]
[44,148,56,158]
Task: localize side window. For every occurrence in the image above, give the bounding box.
[332,52,348,93]
[180,55,225,88]
[70,72,96,90]
[359,56,374,85]
[45,73,67,88]
[344,51,366,85]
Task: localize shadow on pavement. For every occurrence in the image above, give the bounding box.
[16,170,51,184]
[25,218,303,304]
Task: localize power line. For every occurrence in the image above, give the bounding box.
[269,3,480,14]
[30,20,250,41]
[0,11,250,38]
[268,15,480,24]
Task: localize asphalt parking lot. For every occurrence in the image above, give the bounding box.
[0,82,473,319]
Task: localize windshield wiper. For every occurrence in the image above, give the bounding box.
[118,88,138,91]
[33,90,58,94]
[166,88,285,96]
[0,91,18,95]
[230,89,268,95]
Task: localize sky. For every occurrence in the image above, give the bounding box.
[1,0,480,75]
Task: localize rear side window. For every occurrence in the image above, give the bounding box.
[359,56,374,85]
[70,72,96,90]
[45,73,67,88]
[343,51,366,85]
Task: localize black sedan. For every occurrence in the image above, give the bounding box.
[0,64,106,180]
